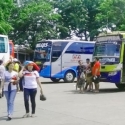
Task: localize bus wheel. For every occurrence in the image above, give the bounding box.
[115,84,125,90]
[50,78,60,83]
[64,71,75,83]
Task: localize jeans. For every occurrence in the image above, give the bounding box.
[24,88,37,114]
[4,90,17,116]
[0,80,2,94]
[19,77,24,91]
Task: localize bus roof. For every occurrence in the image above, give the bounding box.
[38,39,96,43]
[0,34,8,38]
[98,31,125,37]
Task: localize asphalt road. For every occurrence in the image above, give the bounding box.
[0,78,125,125]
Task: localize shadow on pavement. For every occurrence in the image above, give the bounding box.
[0,116,7,121]
[98,88,125,94]
[0,116,23,121]
[65,88,125,94]
[41,81,75,84]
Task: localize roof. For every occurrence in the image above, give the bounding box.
[38,39,96,43]
[0,34,8,38]
[98,31,125,37]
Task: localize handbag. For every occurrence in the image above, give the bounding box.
[80,72,85,79]
[40,94,46,101]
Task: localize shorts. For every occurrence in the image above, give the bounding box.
[86,76,92,83]
[77,78,85,88]
[93,75,100,84]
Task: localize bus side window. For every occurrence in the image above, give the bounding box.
[51,42,68,62]
[65,42,83,54]
[82,43,94,54]
[65,42,94,54]
[51,50,62,62]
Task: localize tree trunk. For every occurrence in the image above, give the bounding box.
[84,30,88,41]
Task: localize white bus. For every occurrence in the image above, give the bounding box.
[0,35,10,63]
[34,40,95,82]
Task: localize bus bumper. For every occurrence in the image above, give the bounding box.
[100,71,121,83]
[39,65,51,78]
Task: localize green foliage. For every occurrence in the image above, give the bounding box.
[54,0,87,39]
[2,0,125,48]
[9,0,61,49]
[96,0,125,31]
[0,0,14,34]
[54,0,103,40]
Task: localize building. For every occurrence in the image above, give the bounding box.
[14,44,34,63]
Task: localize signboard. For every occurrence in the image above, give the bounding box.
[36,43,48,48]
[72,54,81,60]
[97,57,119,64]
[97,35,121,42]
[53,42,61,46]
[70,54,81,62]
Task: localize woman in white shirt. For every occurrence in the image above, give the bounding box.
[19,62,43,118]
[3,62,18,120]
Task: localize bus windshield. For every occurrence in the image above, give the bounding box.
[94,43,120,57]
[34,42,52,62]
[0,36,8,53]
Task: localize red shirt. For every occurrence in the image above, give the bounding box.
[92,61,101,76]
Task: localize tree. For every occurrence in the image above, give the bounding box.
[9,0,60,49]
[54,0,87,39]
[0,0,14,34]
[54,0,104,40]
[83,0,104,40]
[96,0,125,32]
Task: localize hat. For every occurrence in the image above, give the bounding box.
[23,61,40,71]
[23,61,33,66]
[27,63,34,66]
[13,58,18,62]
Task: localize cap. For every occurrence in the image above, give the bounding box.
[27,63,34,66]
[13,58,18,62]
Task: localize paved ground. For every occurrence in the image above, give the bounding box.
[0,78,125,125]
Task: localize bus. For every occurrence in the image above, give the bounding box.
[0,35,10,63]
[93,31,125,89]
[34,40,95,82]
[9,40,15,58]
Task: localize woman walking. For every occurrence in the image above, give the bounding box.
[19,61,44,118]
[3,62,19,120]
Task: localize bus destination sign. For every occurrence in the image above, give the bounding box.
[96,35,121,42]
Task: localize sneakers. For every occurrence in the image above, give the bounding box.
[22,113,30,118]
[31,114,35,117]
[23,113,35,118]
[7,115,12,121]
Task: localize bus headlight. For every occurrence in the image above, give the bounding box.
[108,72,117,76]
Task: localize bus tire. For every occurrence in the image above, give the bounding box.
[115,84,125,90]
[64,70,75,83]
[50,78,60,83]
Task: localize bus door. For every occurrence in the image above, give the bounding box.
[51,42,62,78]
[122,42,125,82]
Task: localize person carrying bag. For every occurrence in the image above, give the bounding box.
[19,61,46,118]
